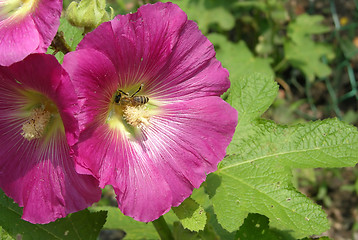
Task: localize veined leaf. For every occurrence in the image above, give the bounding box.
[226,73,278,153]
[208,73,358,238]
[210,118,358,238]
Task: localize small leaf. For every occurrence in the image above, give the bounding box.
[208,34,274,83]
[172,221,219,240]
[172,198,207,232]
[0,189,106,240]
[285,39,333,81]
[287,14,330,43]
[285,14,334,81]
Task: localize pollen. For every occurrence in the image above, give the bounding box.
[123,105,151,127]
[21,107,51,141]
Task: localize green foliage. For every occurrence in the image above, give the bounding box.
[89,206,182,239]
[163,0,236,33]
[0,190,106,240]
[0,227,13,240]
[285,14,334,81]
[47,18,84,63]
[207,73,358,238]
[226,74,278,148]
[208,34,274,84]
[89,206,160,239]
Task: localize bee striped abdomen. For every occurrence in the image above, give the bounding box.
[133,96,149,105]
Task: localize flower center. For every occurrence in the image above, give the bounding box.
[20,90,64,141]
[123,105,151,127]
[106,85,160,138]
[0,0,37,23]
[21,106,50,140]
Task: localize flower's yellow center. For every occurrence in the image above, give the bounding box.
[19,89,64,142]
[21,107,50,140]
[105,85,160,138]
[123,105,151,127]
[0,0,38,23]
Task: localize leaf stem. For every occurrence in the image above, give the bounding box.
[152,216,174,240]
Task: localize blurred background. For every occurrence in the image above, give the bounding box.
[62,0,358,239]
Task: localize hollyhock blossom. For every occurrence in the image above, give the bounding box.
[0,54,101,224]
[0,0,62,66]
[63,2,237,222]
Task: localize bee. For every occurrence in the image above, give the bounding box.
[114,84,149,106]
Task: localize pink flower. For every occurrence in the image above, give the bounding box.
[0,54,101,224]
[0,0,62,66]
[63,2,237,222]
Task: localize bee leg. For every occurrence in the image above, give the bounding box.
[118,90,129,96]
[131,84,144,97]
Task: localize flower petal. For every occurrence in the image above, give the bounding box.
[32,0,62,51]
[0,16,39,66]
[77,2,229,101]
[63,48,118,127]
[0,0,61,66]
[74,97,237,221]
[0,54,101,223]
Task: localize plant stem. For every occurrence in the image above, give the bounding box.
[152,216,174,240]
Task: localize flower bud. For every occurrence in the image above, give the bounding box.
[66,0,113,31]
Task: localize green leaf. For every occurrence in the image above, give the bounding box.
[58,18,84,51]
[89,206,179,239]
[0,189,106,240]
[208,34,274,83]
[285,14,334,81]
[163,0,236,33]
[89,206,159,239]
[226,74,279,153]
[236,213,296,240]
[287,14,330,43]
[0,227,13,240]
[284,40,333,81]
[172,198,207,232]
[209,118,358,238]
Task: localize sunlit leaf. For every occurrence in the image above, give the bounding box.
[173,198,207,232]
[208,34,274,83]
[207,73,358,238]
